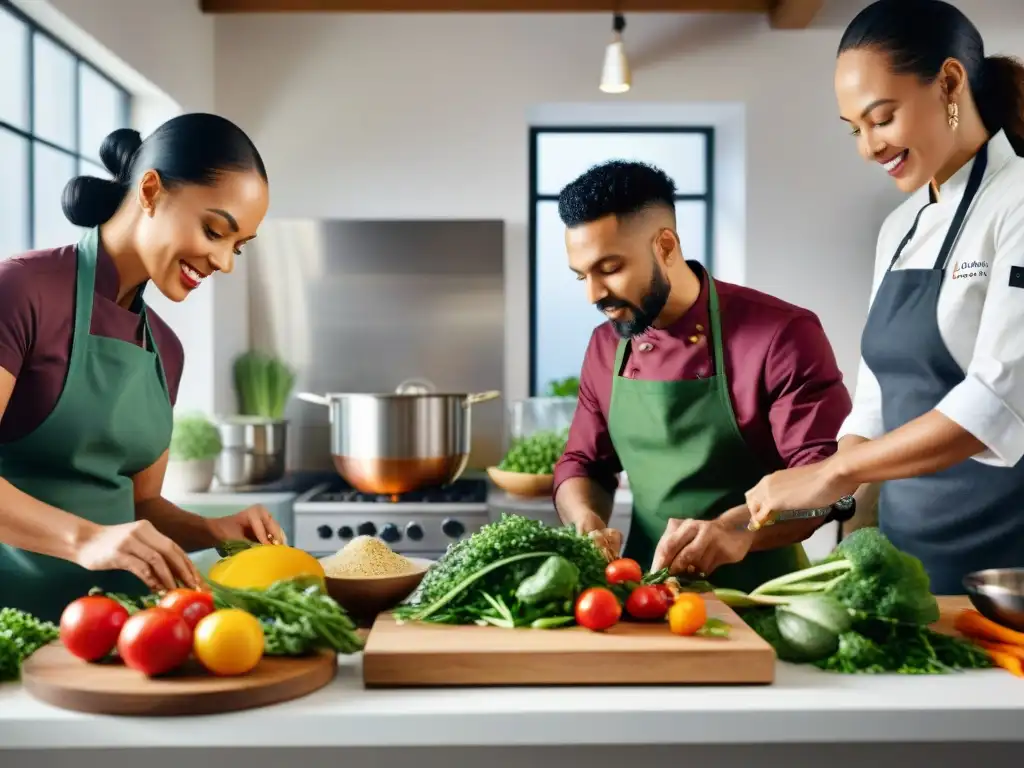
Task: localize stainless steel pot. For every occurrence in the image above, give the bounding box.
[297,389,501,495]
[213,416,288,488]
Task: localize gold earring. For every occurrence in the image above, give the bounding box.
[948,101,959,130]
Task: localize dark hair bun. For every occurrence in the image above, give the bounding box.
[61,175,126,228]
[99,127,142,181]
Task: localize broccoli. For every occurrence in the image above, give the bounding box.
[720,528,990,674]
[747,526,940,625]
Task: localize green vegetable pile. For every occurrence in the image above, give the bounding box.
[233,351,296,420]
[101,577,363,657]
[718,527,991,674]
[169,413,222,462]
[0,607,58,682]
[545,377,580,398]
[498,429,568,475]
[394,513,608,627]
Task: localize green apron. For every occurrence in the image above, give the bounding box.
[608,276,809,594]
[0,227,173,622]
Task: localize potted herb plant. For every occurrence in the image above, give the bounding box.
[164,413,223,494]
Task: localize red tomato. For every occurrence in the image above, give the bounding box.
[159,588,215,629]
[60,596,130,662]
[653,584,674,603]
[117,607,192,677]
[575,587,622,631]
[625,585,670,621]
[605,558,643,585]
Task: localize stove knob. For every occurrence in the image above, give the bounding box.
[441,518,465,539]
[338,526,354,539]
[380,523,401,543]
[357,521,377,537]
[317,525,333,539]
[405,522,424,541]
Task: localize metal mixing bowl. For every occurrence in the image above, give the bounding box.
[213,416,288,487]
[963,568,1024,630]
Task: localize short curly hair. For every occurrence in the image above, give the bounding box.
[557,160,677,228]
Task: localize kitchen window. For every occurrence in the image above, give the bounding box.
[528,126,715,396]
[0,0,131,259]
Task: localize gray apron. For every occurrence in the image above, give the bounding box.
[860,141,1024,595]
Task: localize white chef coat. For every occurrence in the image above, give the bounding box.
[839,129,1024,467]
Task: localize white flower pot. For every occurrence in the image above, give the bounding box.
[164,458,216,494]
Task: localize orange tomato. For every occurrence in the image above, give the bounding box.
[668,593,707,636]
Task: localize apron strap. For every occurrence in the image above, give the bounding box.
[706,276,726,379]
[68,228,100,384]
[933,142,988,271]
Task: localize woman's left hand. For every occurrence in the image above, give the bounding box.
[745,458,857,531]
[207,505,287,546]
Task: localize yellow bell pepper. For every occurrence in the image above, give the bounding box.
[208,544,326,589]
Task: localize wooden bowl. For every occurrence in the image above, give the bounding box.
[319,556,433,622]
[486,466,555,498]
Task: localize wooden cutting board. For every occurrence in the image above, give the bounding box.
[21,644,337,716]
[362,597,775,687]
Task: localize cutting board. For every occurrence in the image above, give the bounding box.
[21,644,337,716]
[362,596,775,687]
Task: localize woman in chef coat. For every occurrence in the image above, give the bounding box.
[745,0,1024,594]
[0,113,284,620]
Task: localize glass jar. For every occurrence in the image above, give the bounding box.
[506,396,577,445]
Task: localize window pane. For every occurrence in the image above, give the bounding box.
[79,64,125,163]
[536,131,707,196]
[33,142,80,250]
[675,201,707,267]
[533,201,603,394]
[33,33,76,150]
[0,128,29,259]
[0,8,29,130]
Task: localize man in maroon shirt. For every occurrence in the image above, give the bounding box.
[553,160,853,592]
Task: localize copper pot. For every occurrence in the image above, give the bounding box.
[297,388,501,495]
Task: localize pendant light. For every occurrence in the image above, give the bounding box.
[600,13,631,94]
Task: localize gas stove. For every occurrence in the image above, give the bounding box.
[292,477,490,558]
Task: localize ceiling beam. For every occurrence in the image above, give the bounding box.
[768,0,823,29]
[199,0,773,12]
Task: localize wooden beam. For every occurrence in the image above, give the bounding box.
[768,0,823,29]
[200,0,772,13]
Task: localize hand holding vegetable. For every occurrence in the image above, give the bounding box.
[651,516,753,577]
[74,519,203,591]
[587,527,624,562]
[207,505,287,547]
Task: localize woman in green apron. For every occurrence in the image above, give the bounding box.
[551,160,854,593]
[0,113,284,621]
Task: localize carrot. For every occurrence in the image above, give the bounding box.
[954,609,1024,647]
[971,639,1024,663]
[981,648,1024,677]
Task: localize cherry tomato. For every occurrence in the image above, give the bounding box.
[653,584,674,603]
[605,558,643,585]
[117,607,192,676]
[625,585,670,621]
[159,588,215,629]
[668,593,708,636]
[575,587,622,631]
[60,596,129,662]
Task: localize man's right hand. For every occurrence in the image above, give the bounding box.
[587,527,624,562]
[74,519,203,591]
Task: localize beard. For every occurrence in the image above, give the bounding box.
[596,261,671,338]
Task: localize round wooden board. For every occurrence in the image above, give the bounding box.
[21,642,338,716]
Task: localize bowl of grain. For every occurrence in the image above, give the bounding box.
[319,536,432,621]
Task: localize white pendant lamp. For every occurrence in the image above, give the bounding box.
[600,13,631,94]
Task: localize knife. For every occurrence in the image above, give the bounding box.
[744,495,856,531]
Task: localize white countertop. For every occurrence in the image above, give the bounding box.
[2,655,1022,749]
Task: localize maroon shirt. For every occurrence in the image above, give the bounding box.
[0,244,183,444]
[554,265,853,497]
